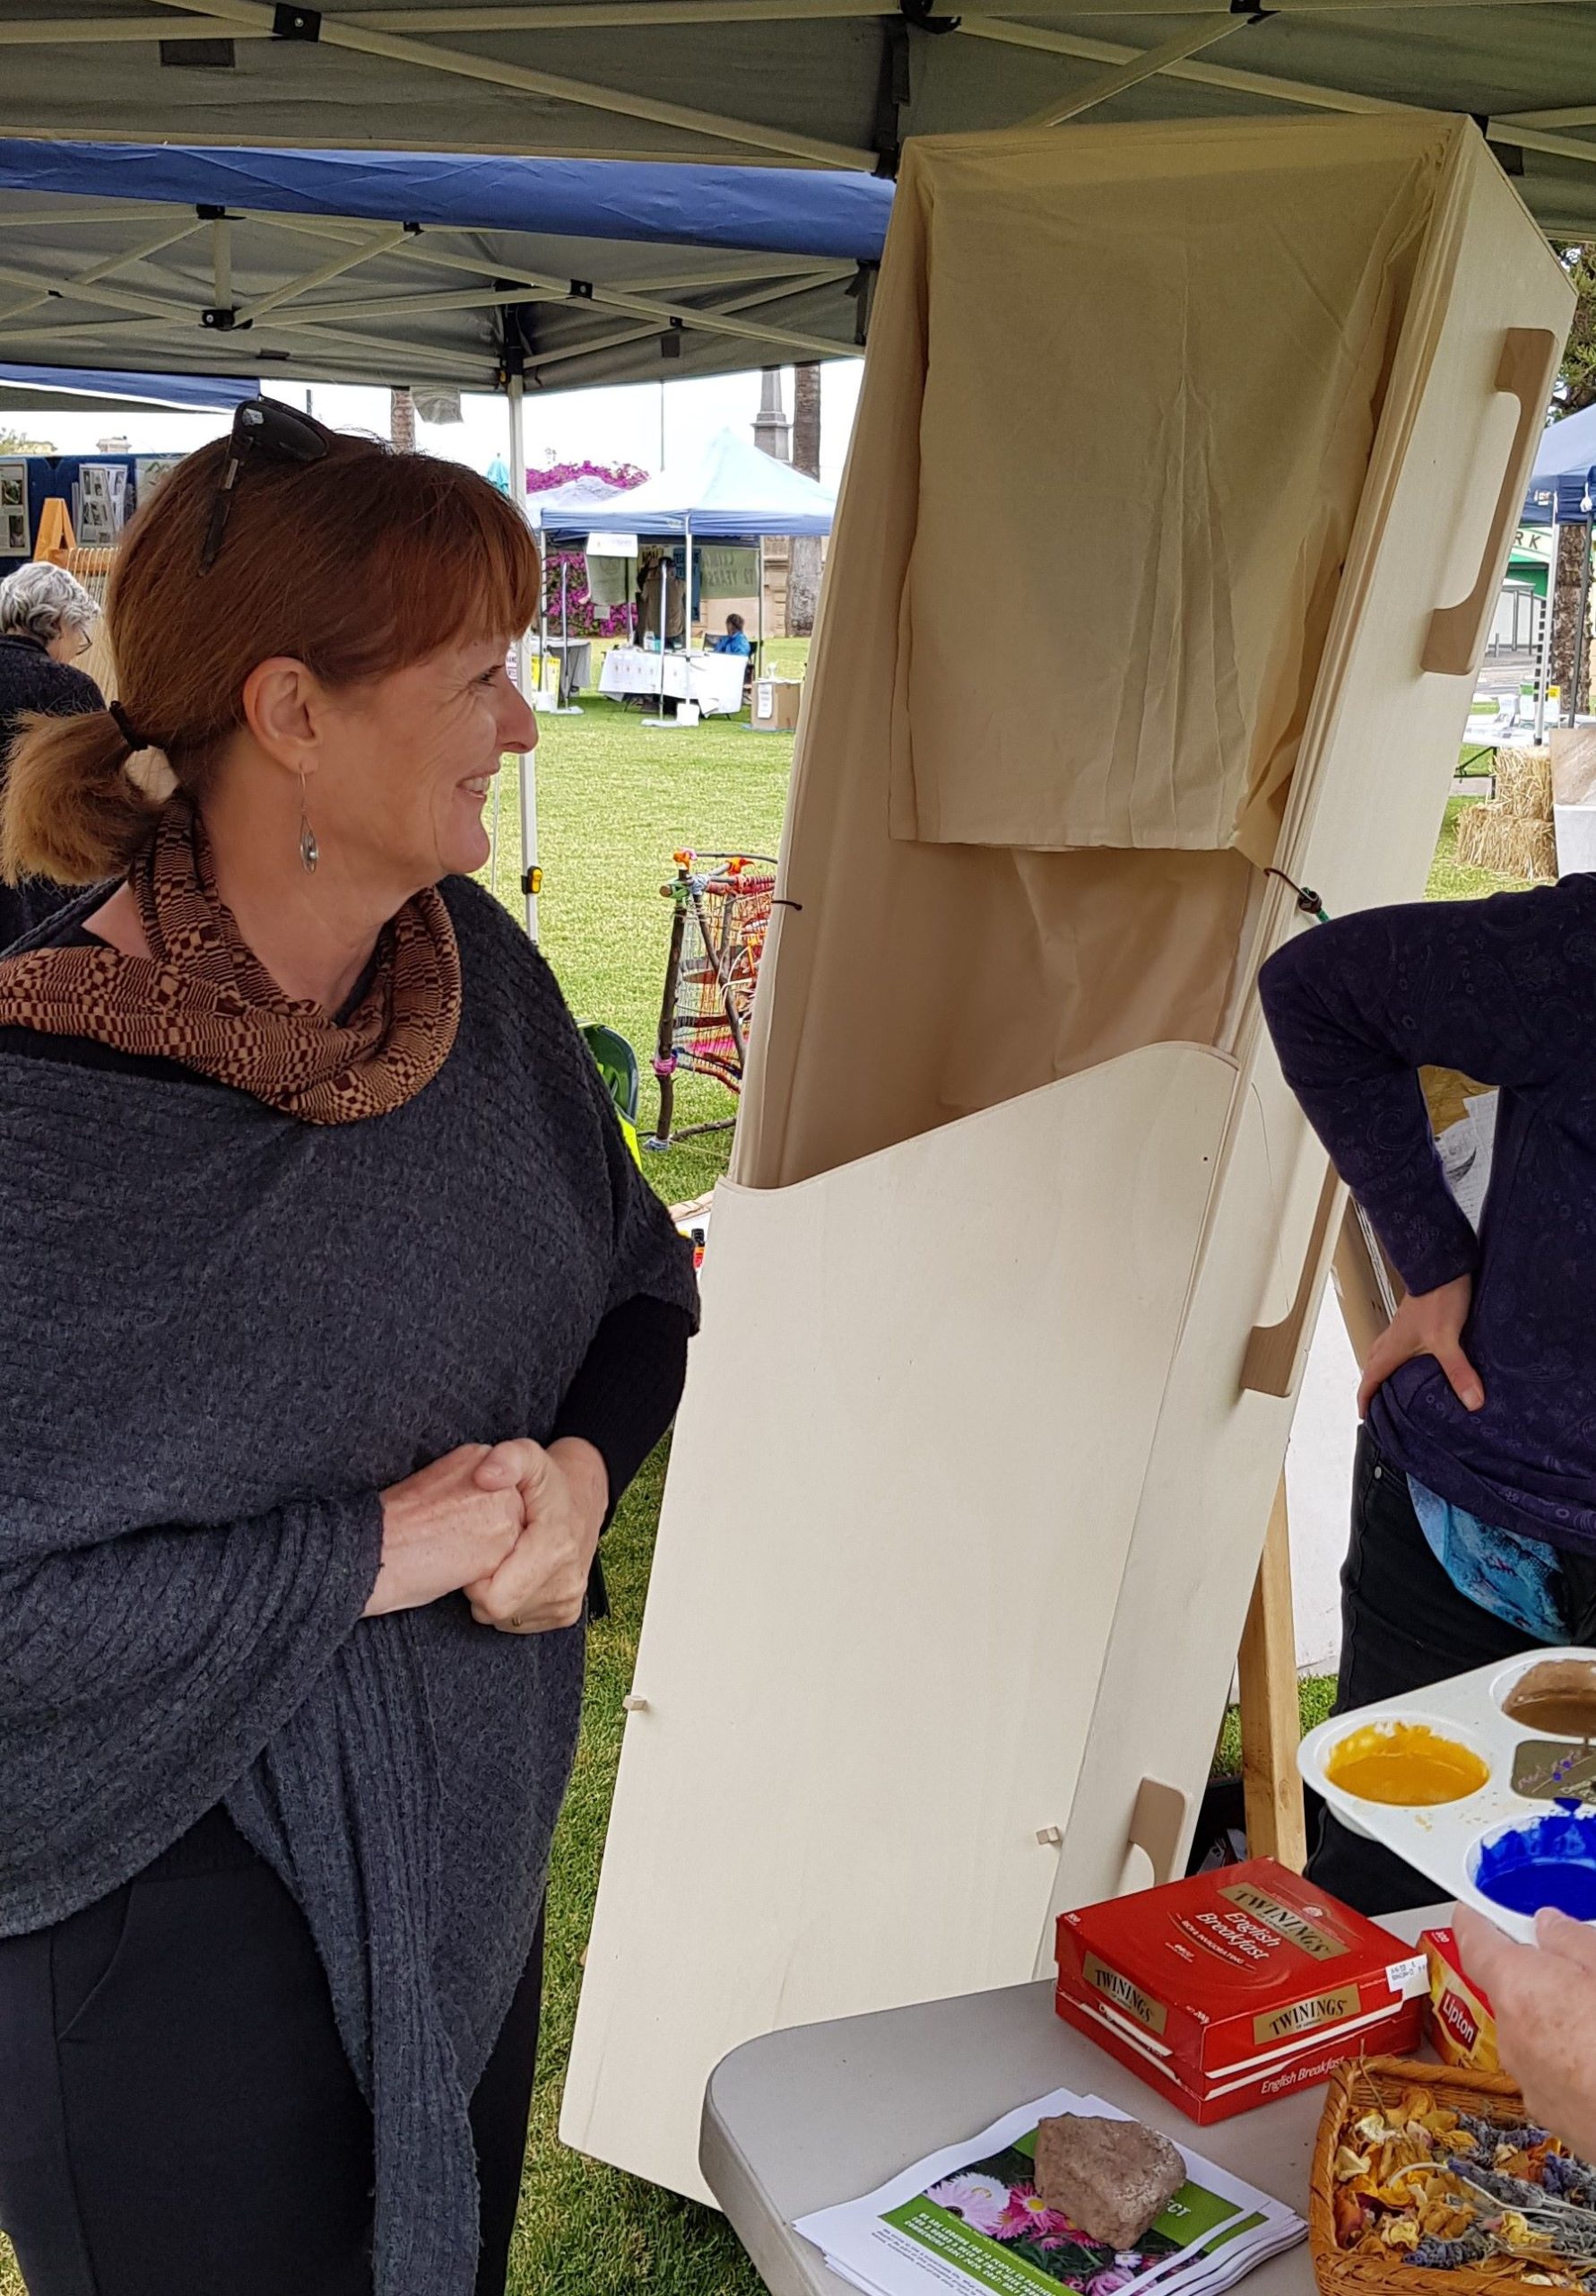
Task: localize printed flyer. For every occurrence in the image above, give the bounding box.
[794,2090,1304,2296]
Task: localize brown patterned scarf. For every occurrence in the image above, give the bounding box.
[0,796,461,1123]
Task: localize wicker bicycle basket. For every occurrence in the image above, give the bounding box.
[1310,2057,1548,2296]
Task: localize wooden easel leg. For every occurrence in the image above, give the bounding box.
[1237,1475,1308,1872]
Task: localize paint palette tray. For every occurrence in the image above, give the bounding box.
[1297,1648,1596,1941]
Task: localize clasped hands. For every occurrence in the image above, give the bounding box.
[366,1436,609,1631]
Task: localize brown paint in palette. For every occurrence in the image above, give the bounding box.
[1503,1660,1596,1741]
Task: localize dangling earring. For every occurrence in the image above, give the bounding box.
[297,768,318,875]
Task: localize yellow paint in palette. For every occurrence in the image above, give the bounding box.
[1325,1722,1488,1807]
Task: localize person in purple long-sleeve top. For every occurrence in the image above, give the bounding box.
[1259,876,1596,1913]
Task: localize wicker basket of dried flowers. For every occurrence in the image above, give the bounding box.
[1311,2058,1596,2296]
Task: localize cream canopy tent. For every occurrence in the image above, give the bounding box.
[4,4,1596,237]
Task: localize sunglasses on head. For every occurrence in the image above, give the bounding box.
[199,397,330,575]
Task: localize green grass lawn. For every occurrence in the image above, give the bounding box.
[477,691,794,1208]
[0,736,1540,2296]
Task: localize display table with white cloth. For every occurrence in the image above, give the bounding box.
[600,645,747,715]
[700,1904,1444,2296]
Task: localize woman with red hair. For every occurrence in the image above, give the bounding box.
[0,403,697,2296]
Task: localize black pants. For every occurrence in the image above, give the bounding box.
[0,1807,543,2296]
[1306,1425,1596,1915]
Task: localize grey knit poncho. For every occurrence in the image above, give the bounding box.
[0,876,698,2293]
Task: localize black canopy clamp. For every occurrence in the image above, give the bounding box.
[846,260,879,347]
[272,4,321,37]
[195,203,229,222]
[569,279,594,300]
[901,0,961,30]
[201,307,247,331]
[1229,0,1274,15]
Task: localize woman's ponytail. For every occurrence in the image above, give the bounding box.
[0,708,165,887]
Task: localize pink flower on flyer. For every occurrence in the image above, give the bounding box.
[992,2184,1077,2246]
[926,2173,1011,2237]
[1087,2269,1139,2295]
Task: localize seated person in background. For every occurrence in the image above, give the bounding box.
[0,562,104,949]
[712,613,751,657]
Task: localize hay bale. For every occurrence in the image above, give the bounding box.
[1455,798,1557,881]
[1494,747,1552,821]
[1551,726,1596,807]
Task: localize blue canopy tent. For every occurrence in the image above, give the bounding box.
[1522,407,1596,733]
[525,474,636,709]
[0,138,882,934]
[0,363,257,418]
[1523,404,1596,526]
[0,364,259,578]
[0,139,889,401]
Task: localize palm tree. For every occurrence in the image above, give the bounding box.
[786,363,823,636]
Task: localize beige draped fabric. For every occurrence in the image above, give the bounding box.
[734,114,1481,1190]
[889,119,1447,860]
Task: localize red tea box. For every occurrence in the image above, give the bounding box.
[1423,1926,1499,2070]
[1054,1857,1427,2124]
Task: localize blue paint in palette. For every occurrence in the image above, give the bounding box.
[1476,1808,1596,1919]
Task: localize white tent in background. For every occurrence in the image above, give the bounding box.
[582,426,836,706]
[582,427,836,539]
[526,473,635,716]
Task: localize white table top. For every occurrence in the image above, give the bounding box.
[699,1904,1444,2296]
[599,646,747,712]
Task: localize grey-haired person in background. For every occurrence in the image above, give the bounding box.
[0,562,103,948]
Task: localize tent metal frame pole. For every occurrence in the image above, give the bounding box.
[1022,15,1252,126]
[138,0,876,171]
[1536,578,1555,744]
[960,11,1596,166]
[507,369,540,944]
[0,0,1570,39]
[231,224,412,325]
[211,215,232,309]
[685,514,694,657]
[551,551,585,714]
[371,235,855,362]
[641,541,672,726]
[526,274,863,375]
[1574,511,1594,724]
[0,221,206,327]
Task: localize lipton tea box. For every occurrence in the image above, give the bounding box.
[1423,1926,1499,2071]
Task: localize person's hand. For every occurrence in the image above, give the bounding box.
[1357,1273,1481,1418]
[1453,1906,1596,2160]
[462,1437,609,1634]
[365,1443,525,1618]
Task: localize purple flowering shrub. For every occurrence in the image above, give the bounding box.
[525,459,647,637]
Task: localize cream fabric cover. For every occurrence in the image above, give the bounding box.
[733,115,1513,1189]
[889,118,1451,860]
[564,115,1572,2203]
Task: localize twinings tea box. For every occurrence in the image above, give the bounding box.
[1422,1926,1499,2071]
[1054,1857,1427,2124]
